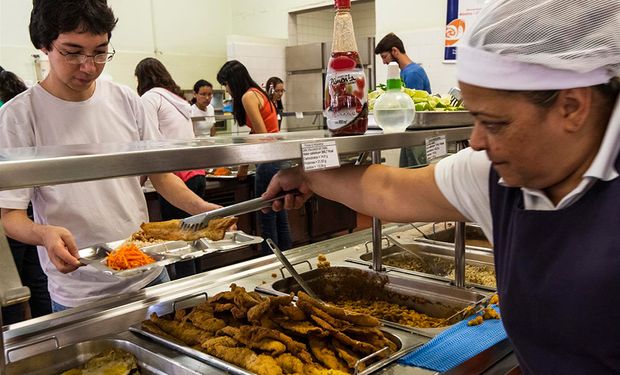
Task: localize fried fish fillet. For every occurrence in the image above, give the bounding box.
[149,313,212,346]
[275,353,305,374]
[308,336,350,373]
[135,216,237,241]
[298,291,380,327]
[185,308,226,333]
[273,317,327,337]
[241,326,314,364]
[202,337,284,375]
[218,326,287,355]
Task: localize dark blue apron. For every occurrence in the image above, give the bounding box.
[489,157,620,374]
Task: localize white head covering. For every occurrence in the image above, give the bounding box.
[457,0,620,181]
[457,0,620,90]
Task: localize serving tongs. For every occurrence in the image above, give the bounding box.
[438,293,495,327]
[180,190,300,231]
[266,238,320,300]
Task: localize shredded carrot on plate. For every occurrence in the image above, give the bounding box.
[107,243,156,270]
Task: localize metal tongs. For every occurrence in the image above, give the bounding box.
[266,238,319,300]
[180,190,300,231]
[439,293,495,327]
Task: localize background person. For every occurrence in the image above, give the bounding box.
[0,0,218,312]
[0,69,28,108]
[265,0,620,372]
[375,32,432,167]
[217,60,292,254]
[190,79,216,136]
[265,76,284,130]
[135,58,220,279]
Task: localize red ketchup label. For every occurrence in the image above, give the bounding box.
[324,51,368,136]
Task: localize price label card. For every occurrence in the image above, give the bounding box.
[301,141,340,172]
[425,135,447,162]
[295,112,304,119]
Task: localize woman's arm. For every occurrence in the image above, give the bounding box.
[264,164,467,223]
[241,91,268,134]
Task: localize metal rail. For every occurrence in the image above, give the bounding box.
[0,129,473,191]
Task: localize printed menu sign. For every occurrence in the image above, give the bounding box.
[301,141,341,172]
[425,135,448,161]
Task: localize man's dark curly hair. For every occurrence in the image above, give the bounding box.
[29,0,118,50]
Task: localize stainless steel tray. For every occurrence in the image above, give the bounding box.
[257,265,487,337]
[78,231,263,277]
[192,230,263,252]
[130,295,422,375]
[352,243,496,291]
[5,337,201,375]
[205,168,255,179]
[408,111,473,129]
[407,223,493,251]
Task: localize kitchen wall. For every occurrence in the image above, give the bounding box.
[0,0,455,93]
[0,0,232,89]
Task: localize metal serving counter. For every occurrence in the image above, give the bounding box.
[2,225,516,374]
[2,126,513,373]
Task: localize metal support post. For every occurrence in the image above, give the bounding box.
[370,150,384,272]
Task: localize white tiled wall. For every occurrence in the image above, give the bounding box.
[226,38,287,91]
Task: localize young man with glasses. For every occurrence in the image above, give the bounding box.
[0,0,220,312]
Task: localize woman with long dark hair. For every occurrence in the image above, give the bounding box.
[265,76,285,130]
[217,60,292,253]
[136,57,220,278]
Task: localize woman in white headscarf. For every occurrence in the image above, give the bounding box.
[263,0,620,373]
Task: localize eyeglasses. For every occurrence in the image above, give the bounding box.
[53,43,116,65]
[274,89,286,94]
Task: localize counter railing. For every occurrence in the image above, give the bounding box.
[0,126,473,371]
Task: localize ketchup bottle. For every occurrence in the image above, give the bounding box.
[324,0,368,136]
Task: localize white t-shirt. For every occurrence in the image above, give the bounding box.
[141,88,194,140]
[435,105,620,244]
[190,103,215,124]
[0,79,163,307]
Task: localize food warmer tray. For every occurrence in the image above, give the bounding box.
[351,242,496,292]
[407,111,473,130]
[255,265,488,338]
[5,337,202,375]
[129,295,424,375]
[78,231,263,277]
[400,223,493,252]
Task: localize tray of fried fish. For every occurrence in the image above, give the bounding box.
[79,217,260,276]
[131,284,419,375]
[134,217,263,253]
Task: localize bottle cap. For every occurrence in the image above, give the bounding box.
[386,62,401,90]
[335,0,351,9]
[387,61,400,80]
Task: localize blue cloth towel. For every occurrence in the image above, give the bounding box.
[398,306,507,372]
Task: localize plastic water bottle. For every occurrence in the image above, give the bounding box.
[373,62,415,133]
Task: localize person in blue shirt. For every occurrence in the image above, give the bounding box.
[375,33,431,167]
[375,33,431,93]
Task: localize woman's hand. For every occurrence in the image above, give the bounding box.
[262,166,313,211]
